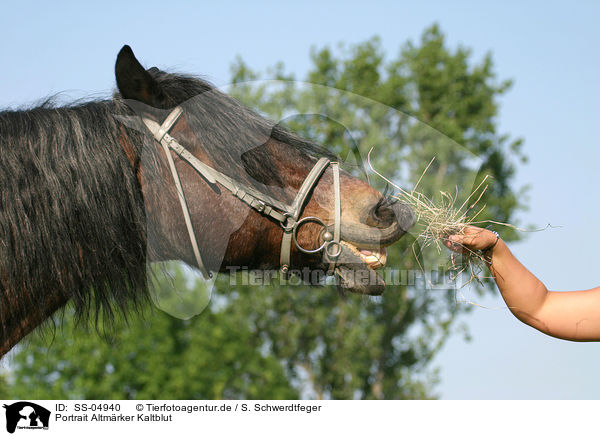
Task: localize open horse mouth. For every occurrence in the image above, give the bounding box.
[333,241,393,296]
[331,202,415,295]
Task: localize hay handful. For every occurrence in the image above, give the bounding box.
[367,150,503,285]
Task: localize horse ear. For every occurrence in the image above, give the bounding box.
[115,45,165,107]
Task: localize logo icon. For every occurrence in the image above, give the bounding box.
[3,402,50,433]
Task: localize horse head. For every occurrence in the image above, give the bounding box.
[115,46,414,295]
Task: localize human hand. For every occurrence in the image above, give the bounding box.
[444,226,500,253]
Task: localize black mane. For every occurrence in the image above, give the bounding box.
[0,69,329,336]
[0,97,147,333]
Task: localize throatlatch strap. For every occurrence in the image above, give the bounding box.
[143,109,211,279]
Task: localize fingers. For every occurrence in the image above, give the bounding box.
[443,237,464,253]
[445,226,494,252]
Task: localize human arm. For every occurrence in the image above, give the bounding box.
[447,226,600,341]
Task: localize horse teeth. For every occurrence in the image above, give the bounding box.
[363,254,379,263]
[343,242,388,269]
[360,251,387,269]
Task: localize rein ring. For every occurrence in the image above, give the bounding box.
[324,240,342,259]
[292,216,330,254]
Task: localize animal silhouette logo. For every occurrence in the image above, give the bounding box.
[2,402,50,433]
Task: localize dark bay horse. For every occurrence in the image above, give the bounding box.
[0,46,414,357]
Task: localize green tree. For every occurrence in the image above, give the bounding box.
[0,373,11,398]
[7,268,296,400]
[5,25,525,399]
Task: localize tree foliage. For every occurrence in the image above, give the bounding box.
[7,269,296,400]
[4,25,525,399]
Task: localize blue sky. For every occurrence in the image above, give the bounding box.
[1,1,598,399]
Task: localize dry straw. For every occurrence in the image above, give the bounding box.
[367,149,520,287]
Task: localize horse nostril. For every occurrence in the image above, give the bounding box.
[365,200,397,228]
[375,205,396,226]
[364,198,415,231]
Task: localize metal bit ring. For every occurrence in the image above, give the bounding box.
[324,240,342,259]
[292,216,329,254]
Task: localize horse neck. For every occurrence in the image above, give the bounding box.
[0,101,148,358]
[0,288,69,357]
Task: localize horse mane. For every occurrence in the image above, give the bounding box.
[0,97,148,334]
[0,68,330,338]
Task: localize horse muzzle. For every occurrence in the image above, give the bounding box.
[327,201,415,295]
[338,201,415,249]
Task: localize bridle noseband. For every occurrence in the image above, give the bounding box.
[142,106,342,279]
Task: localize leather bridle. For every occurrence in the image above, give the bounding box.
[142,106,342,279]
